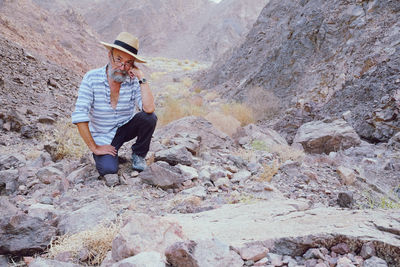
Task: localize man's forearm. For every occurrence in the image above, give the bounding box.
[140,83,155,113]
[76,122,97,152]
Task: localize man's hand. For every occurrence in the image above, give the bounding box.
[92,144,117,156]
[128,65,144,80]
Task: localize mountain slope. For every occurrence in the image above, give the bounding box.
[38,0,268,61]
[0,0,106,74]
[197,0,400,142]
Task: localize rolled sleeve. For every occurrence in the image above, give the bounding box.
[71,73,93,124]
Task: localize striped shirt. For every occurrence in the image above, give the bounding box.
[71,65,142,146]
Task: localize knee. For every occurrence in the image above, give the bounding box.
[94,155,119,175]
[136,112,157,127]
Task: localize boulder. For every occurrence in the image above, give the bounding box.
[154,145,193,166]
[58,199,116,234]
[165,241,198,267]
[111,213,185,262]
[233,124,288,148]
[139,161,186,189]
[0,214,57,256]
[363,256,388,267]
[66,165,92,183]
[336,166,356,185]
[237,244,269,261]
[293,119,361,154]
[0,154,26,170]
[193,239,243,267]
[165,199,400,265]
[0,169,19,195]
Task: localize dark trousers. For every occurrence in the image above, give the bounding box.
[93,112,157,175]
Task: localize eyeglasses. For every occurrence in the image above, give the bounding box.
[111,51,135,69]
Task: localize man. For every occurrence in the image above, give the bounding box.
[72,32,157,175]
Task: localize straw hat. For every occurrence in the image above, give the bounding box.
[100,32,146,63]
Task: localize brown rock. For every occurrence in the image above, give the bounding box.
[165,241,198,267]
[331,243,350,255]
[293,119,361,154]
[360,242,376,259]
[111,213,185,262]
[238,245,269,261]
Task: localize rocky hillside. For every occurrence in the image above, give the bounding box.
[1,1,399,266]
[35,0,268,61]
[0,36,81,144]
[197,0,400,143]
[0,0,106,74]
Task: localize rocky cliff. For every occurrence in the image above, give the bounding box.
[36,0,268,61]
[197,0,400,143]
[0,0,105,74]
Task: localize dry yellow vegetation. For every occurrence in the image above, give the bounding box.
[246,87,282,121]
[42,120,87,160]
[46,220,121,266]
[205,111,241,137]
[221,102,255,126]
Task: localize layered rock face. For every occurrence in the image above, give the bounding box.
[197,0,400,142]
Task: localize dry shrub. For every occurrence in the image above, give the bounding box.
[46,220,121,266]
[157,96,208,126]
[258,160,280,182]
[193,87,202,94]
[220,102,255,126]
[246,87,282,121]
[205,111,241,137]
[42,120,86,160]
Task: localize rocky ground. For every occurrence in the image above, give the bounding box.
[1,34,400,267]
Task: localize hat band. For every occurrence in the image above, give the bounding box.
[114,40,138,55]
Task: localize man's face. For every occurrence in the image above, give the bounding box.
[108,49,135,83]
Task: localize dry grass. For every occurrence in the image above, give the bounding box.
[245,87,282,121]
[205,111,241,137]
[258,160,280,182]
[42,120,87,160]
[193,87,202,94]
[156,96,208,126]
[221,102,255,126]
[46,220,122,266]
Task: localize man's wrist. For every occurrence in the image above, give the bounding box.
[139,78,147,84]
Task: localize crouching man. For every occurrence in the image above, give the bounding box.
[71,32,157,175]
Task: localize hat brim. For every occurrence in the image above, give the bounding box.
[100,41,147,63]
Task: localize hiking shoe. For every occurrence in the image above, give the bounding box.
[132,154,147,172]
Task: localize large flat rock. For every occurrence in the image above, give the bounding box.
[166,199,400,263]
